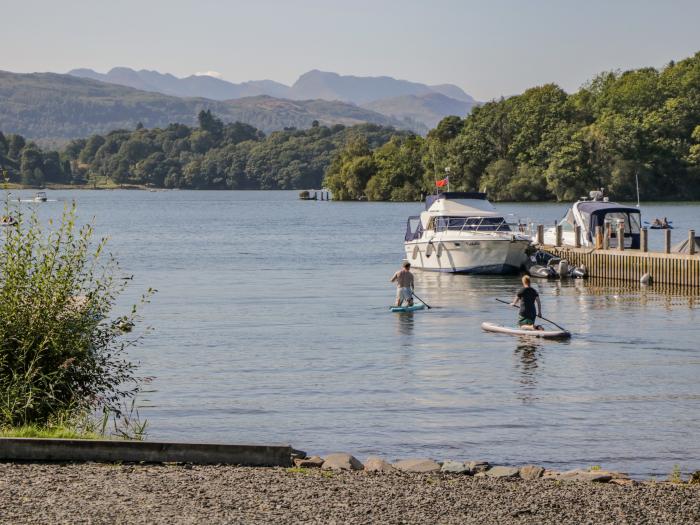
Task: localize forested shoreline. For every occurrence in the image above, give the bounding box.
[326,52,700,201]
[0,112,403,190]
[2,52,700,200]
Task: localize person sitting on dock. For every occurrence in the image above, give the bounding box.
[391,262,415,307]
[511,275,542,330]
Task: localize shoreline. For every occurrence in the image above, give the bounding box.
[1,463,698,524]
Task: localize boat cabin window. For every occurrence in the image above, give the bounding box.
[405,216,423,241]
[603,212,641,234]
[431,216,511,232]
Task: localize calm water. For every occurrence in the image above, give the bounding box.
[8,190,700,477]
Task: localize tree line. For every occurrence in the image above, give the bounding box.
[326,51,700,201]
[0,112,403,189]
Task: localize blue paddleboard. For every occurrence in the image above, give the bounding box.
[390,304,426,313]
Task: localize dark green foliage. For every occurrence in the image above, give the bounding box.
[326,51,700,201]
[0,119,400,190]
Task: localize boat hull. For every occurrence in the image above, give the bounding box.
[404,238,530,274]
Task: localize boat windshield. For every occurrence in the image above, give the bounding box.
[603,212,641,234]
[433,216,511,232]
[558,208,577,232]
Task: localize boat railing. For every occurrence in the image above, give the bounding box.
[432,217,513,234]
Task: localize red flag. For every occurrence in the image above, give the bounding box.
[435,176,448,188]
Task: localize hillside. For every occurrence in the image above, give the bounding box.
[362,92,475,129]
[66,67,476,129]
[0,71,409,142]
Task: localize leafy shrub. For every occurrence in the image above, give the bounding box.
[0,197,152,428]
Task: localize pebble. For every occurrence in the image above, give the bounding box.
[485,466,520,479]
[293,456,324,468]
[2,463,698,524]
[363,457,394,473]
[320,453,363,471]
[519,465,545,480]
[467,460,491,473]
[559,469,612,483]
[392,458,441,473]
[440,460,471,474]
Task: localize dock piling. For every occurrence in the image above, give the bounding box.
[664,230,672,254]
[603,224,610,250]
[617,224,625,251]
[555,225,562,247]
[690,230,696,255]
[641,228,648,253]
[536,225,544,245]
[595,226,603,249]
[574,225,581,248]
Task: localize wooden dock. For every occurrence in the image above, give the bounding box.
[536,225,700,287]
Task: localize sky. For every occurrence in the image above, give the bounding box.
[3,0,700,100]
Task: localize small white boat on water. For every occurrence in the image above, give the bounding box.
[33,191,48,202]
[403,192,531,274]
[540,191,642,249]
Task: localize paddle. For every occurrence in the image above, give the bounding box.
[495,298,567,332]
[411,291,432,309]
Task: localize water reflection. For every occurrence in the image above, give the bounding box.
[514,339,541,403]
[394,312,415,336]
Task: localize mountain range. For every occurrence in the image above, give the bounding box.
[0,71,408,143]
[0,68,476,143]
[68,67,477,129]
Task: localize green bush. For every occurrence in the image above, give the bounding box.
[0,196,152,429]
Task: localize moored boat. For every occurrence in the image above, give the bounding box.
[540,191,642,249]
[403,192,530,274]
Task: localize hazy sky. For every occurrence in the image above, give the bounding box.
[4,0,700,100]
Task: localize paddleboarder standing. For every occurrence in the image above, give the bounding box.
[511,275,542,330]
[391,261,415,307]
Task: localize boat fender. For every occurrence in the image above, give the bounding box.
[426,242,434,257]
[436,242,443,257]
[412,245,419,260]
[558,259,569,277]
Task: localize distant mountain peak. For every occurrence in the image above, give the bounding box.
[66,66,476,130]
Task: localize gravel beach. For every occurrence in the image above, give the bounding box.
[1,463,699,524]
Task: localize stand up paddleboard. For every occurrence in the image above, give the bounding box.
[481,322,570,339]
[390,304,426,313]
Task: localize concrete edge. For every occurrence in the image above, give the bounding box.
[0,438,294,466]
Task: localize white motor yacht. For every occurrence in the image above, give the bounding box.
[542,191,642,249]
[33,191,48,202]
[404,192,531,274]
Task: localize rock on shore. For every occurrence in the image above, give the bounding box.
[0,463,698,525]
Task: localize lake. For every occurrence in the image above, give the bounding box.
[8,189,700,477]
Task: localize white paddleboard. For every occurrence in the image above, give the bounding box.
[481,322,571,339]
[390,304,426,313]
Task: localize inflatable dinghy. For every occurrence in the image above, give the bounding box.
[390,304,426,313]
[481,322,570,339]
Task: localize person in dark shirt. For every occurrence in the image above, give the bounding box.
[511,275,542,330]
